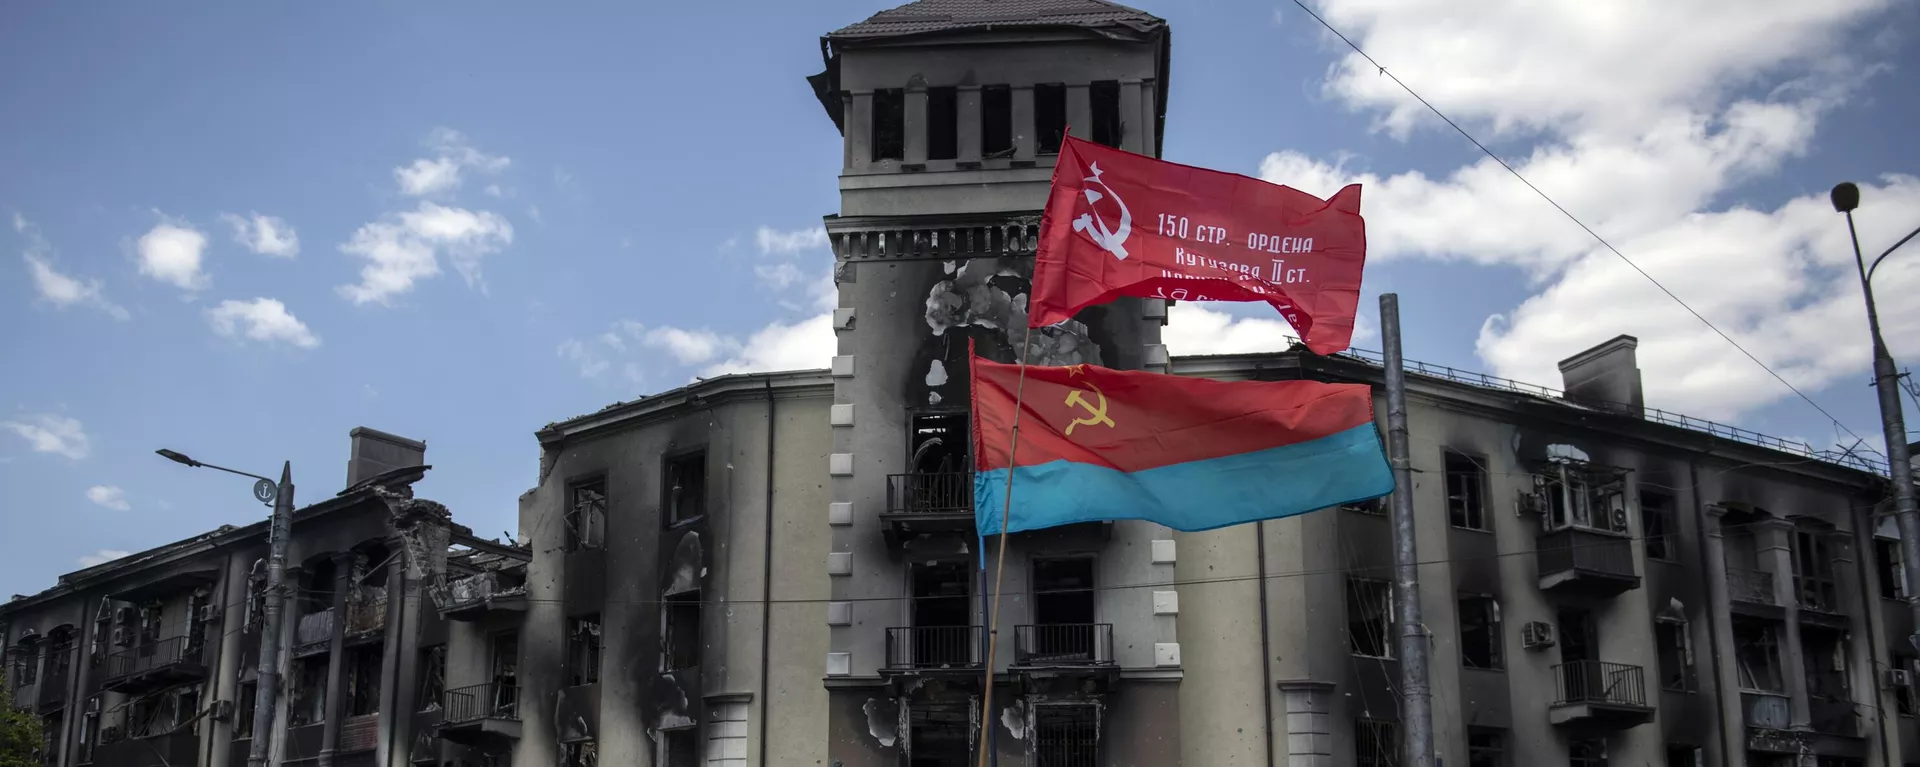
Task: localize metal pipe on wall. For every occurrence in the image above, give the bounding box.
[760,379,775,767]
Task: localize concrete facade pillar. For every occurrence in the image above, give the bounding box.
[1066,83,1091,141]
[1118,80,1144,154]
[1012,86,1035,160]
[376,541,413,767]
[1702,505,1748,767]
[317,553,356,766]
[847,91,873,172]
[956,85,982,162]
[1755,518,1812,730]
[904,82,928,164]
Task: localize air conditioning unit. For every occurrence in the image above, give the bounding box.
[1611,507,1629,532]
[210,700,235,722]
[110,627,131,647]
[1516,486,1547,518]
[197,605,221,623]
[1887,669,1913,688]
[83,697,101,715]
[113,607,134,626]
[1521,621,1555,650]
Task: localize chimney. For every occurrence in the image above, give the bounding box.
[1557,335,1644,415]
[346,427,427,489]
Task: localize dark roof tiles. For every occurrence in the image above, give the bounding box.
[828,0,1163,40]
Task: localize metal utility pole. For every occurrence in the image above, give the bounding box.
[1379,294,1433,767]
[156,450,294,767]
[1831,182,1920,652]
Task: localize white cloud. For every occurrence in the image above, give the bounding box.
[220,212,300,258]
[755,225,829,255]
[700,314,837,377]
[206,297,321,348]
[558,338,610,378]
[1,414,89,459]
[559,312,836,383]
[136,219,210,291]
[86,485,130,511]
[15,215,129,320]
[645,327,733,365]
[754,262,806,291]
[338,201,513,304]
[1162,304,1299,356]
[394,128,510,196]
[77,549,131,568]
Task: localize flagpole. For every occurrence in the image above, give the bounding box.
[976,328,1034,767]
[1380,293,1434,767]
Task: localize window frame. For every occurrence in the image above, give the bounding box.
[663,449,708,529]
[1641,491,1676,561]
[1875,537,1906,600]
[662,590,702,672]
[926,86,958,161]
[1347,577,1393,659]
[569,615,603,687]
[1089,80,1122,149]
[871,88,905,162]
[1444,450,1489,532]
[1466,727,1506,767]
[1355,719,1398,767]
[1034,83,1067,155]
[563,475,607,552]
[1457,594,1502,671]
[1655,618,1697,692]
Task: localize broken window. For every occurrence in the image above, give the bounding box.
[289,655,328,726]
[909,702,973,767]
[301,558,337,615]
[1568,738,1608,767]
[137,603,162,647]
[490,632,519,716]
[174,686,201,734]
[1445,451,1488,531]
[1090,80,1121,149]
[1035,84,1067,154]
[872,88,905,162]
[564,478,606,551]
[665,452,706,526]
[911,562,974,667]
[346,644,381,717]
[1032,558,1097,662]
[78,697,100,760]
[981,85,1013,158]
[1655,619,1695,692]
[235,683,256,738]
[1793,526,1840,612]
[1540,462,1627,533]
[1734,621,1784,693]
[1467,727,1505,767]
[1033,705,1099,766]
[1665,745,1701,767]
[1802,626,1851,703]
[9,636,38,686]
[245,559,265,632]
[1343,496,1387,515]
[561,740,597,767]
[660,727,699,767]
[1894,654,1917,716]
[927,87,957,161]
[663,591,701,671]
[1457,595,1500,670]
[1355,719,1396,767]
[569,615,602,686]
[1347,578,1392,658]
[1641,491,1675,560]
[418,645,445,711]
[90,600,112,667]
[1876,537,1906,600]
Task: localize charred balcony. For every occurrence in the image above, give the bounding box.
[883,472,976,547]
[1547,660,1654,732]
[1536,528,1639,598]
[431,571,528,621]
[101,636,206,695]
[884,625,985,676]
[435,683,521,747]
[93,728,198,767]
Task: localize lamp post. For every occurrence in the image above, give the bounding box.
[157,449,294,767]
[1830,182,1920,652]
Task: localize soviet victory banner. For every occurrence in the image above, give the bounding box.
[1030,135,1368,355]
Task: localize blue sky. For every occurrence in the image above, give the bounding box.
[3,0,1918,596]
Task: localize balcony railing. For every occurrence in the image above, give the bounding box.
[1536,528,1637,591]
[1552,661,1647,708]
[104,636,204,682]
[1013,624,1115,667]
[886,472,974,515]
[1726,568,1776,605]
[443,683,519,724]
[345,595,387,636]
[885,626,985,670]
[295,609,335,649]
[1796,576,1842,613]
[1742,691,1791,729]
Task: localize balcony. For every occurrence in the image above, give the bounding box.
[1726,567,1784,619]
[1013,624,1117,693]
[35,666,68,713]
[1547,661,1654,731]
[101,637,206,695]
[292,609,333,657]
[92,729,198,767]
[1536,528,1640,598]
[1741,691,1791,729]
[1794,577,1850,629]
[1809,696,1859,737]
[432,572,528,622]
[884,626,985,674]
[882,473,976,548]
[344,594,387,642]
[435,683,521,747]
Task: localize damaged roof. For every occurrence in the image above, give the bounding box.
[827,0,1165,42]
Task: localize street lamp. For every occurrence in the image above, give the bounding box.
[157,449,295,767]
[1830,181,1920,652]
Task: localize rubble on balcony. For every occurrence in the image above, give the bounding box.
[430,563,527,621]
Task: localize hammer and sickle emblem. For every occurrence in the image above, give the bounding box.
[1070,162,1132,260]
[1063,383,1116,436]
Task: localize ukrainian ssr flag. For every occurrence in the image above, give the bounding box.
[971,354,1393,535]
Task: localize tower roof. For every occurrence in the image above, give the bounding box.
[826,0,1165,42]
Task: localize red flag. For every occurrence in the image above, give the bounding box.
[1031,136,1368,355]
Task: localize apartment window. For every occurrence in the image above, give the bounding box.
[1665,745,1701,767]
[1446,451,1488,531]
[564,478,606,551]
[289,655,328,726]
[1896,654,1917,716]
[346,644,381,716]
[1641,491,1675,560]
[1355,719,1396,767]
[1734,621,1784,693]
[1877,538,1906,600]
[174,687,200,734]
[872,88,905,162]
[569,615,602,686]
[909,702,973,767]
[1033,705,1099,766]
[1569,738,1608,767]
[665,452,706,526]
[1542,463,1627,532]
[1467,728,1506,767]
[561,740,597,767]
[664,591,701,670]
[417,645,445,711]
[234,684,256,738]
[661,727,699,767]
[79,697,100,760]
[1090,80,1121,148]
[9,639,37,686]
[1656,619,1695,692]
[1793,526,1840,612]
[1035,83,1067,154]
[1458,595,1501,670]
[1344,496,1387,515]
[927,87,957,161]
[981,85,1013,157]
[90,601,111,666]
[1347,578,1392,658]
[137,603,162,646]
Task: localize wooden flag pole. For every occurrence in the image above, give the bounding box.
[975,329,1035,767]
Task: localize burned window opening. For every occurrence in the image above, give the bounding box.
[1801,625,1851,704]
[1445,451,1488,531]
[1033,558,1097,662]
[234,683,256,738]
[1347,578,1392,658]
[1655,619,1695,692]
[912,562,974,667]
[565,478,606,552]
[664,592,701,671]
[78,696,100,760]
[872,88,905,162]
[909,701,974,767]
[1875,537,1906,599]
[1458,595,1500,670]
[981,85,1013,158]
[1733,620,1784,693]
[346,644,381,717]
[1538,462,1628,533]
[1666,745,1701,767]
[661,727,699,767]
[1090,80,1122,149]
[665,452,706,527]
[1035,84,1067,154]
[569,615,602,686]
[91,599,112,666]
[289,655,328,727]
[1568,738,1608,767]
[490,632,519,717]
[1034,705,1099,767]
[418,645,445,711]
[301,558,337,615]
[1355,719,1396,767]
[927,87,957,161]
[910,413,969,475]
[1467,727,1505,767]
[1641,491,1675,560]
[1793,525,1841,612]
[561,740,597,767]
